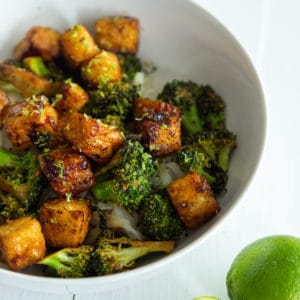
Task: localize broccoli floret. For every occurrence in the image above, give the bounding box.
[92,140,155,212]
[91,237,174,275]
[158,80,204,134]
[38,245,94,278]
[117,53,142,83]
[174,145,228,193]
[185,130,237,172]
[82,81,140,121]
[139,193,185,241]
[158,80,226,134]
[23,56,51,78]
[0,148,44,217]
[196,85,226,131]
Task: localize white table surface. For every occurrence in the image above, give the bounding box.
[1,0,300,299]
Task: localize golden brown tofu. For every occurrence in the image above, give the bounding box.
[0,216,46,271]
[167,172,220,229]
[63,112,123,164]
[38,198,92,248]
[81,50,123,88]
[38,147,95,196]
[95,16,139,54]
[60,24,100,69]
[53,80,89,115]
[13,26,61,62]
[134,98,182,156]
[0,88,9,115]
[0,63,60,97]
[1,95,58,150]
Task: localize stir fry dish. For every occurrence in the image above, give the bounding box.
[0,16,237,277]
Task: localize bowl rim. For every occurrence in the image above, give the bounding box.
[0,0,267,293]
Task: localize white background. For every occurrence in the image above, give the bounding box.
[1,0,300,299]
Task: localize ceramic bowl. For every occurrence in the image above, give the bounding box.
[0,0,266,294]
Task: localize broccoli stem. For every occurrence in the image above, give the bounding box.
[0,148,20,168]
[92,179,118,202]
[182,103,204,135]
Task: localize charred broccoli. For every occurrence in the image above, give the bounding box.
[91,237,174,275]
[117,53,142,83]
[38,245,94,278]
[92,140,155,212]
[185,130,237,172]
[139,193,185,241]
[82,80,140,121]
[0,148,44,219]
[157,80,226,134]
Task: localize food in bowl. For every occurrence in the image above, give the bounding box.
[0,13,237,278]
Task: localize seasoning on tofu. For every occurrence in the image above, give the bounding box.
[1,94,58,150]
[81,50,123,88]
[38,198,92,248]
[53,79,89,115]
[134,98,182,156]
[0,216,46,270]
[63,112,124,165]
[60,24,100,69]
[38,147,95,196]
[95,16,140,54]
[167,172,220,229]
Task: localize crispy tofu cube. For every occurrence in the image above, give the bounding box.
[1,95,58,150]
[81,50,123,88]
[53,80,89,115]
[0,216,46,271]
[134,98,182,156]
[13,26,61,62]
[60,24,100,69]
[0,63,60,97]
[38,147,95,196]
[95,16,139,54]
[0,88,9,116]
[39,198,92,248]
[167,172,220,229]
[63,112,123,164]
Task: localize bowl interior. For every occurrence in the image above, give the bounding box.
[0,0,266,293]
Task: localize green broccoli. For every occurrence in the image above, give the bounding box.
[82,80,140,121]
[38,245,94,278]
[174,145,228,193]
[91,237,174,275]
[185,130,237,172]
[196,85,225,131]
[91,140,155,212]
[117,53,142,83]
[139,193,185,241]
[158,80,226,134]
[0,148,44,218]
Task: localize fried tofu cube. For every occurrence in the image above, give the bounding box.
[0,88,9,116]
[167,172,220,229]
[0,216,46,271]
[95,16,139,54]
[38,198,92,248]
[53,80,89,115]
[38,147,95,196]
[0,63,60,97]
[1,95,58,150]
[63,112,123,164]
[13,26,61,62]
[81,50,123,88]
[134,98,182,156]
[60,24,100,69]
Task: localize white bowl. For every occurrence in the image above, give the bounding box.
[0,0,266,294]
